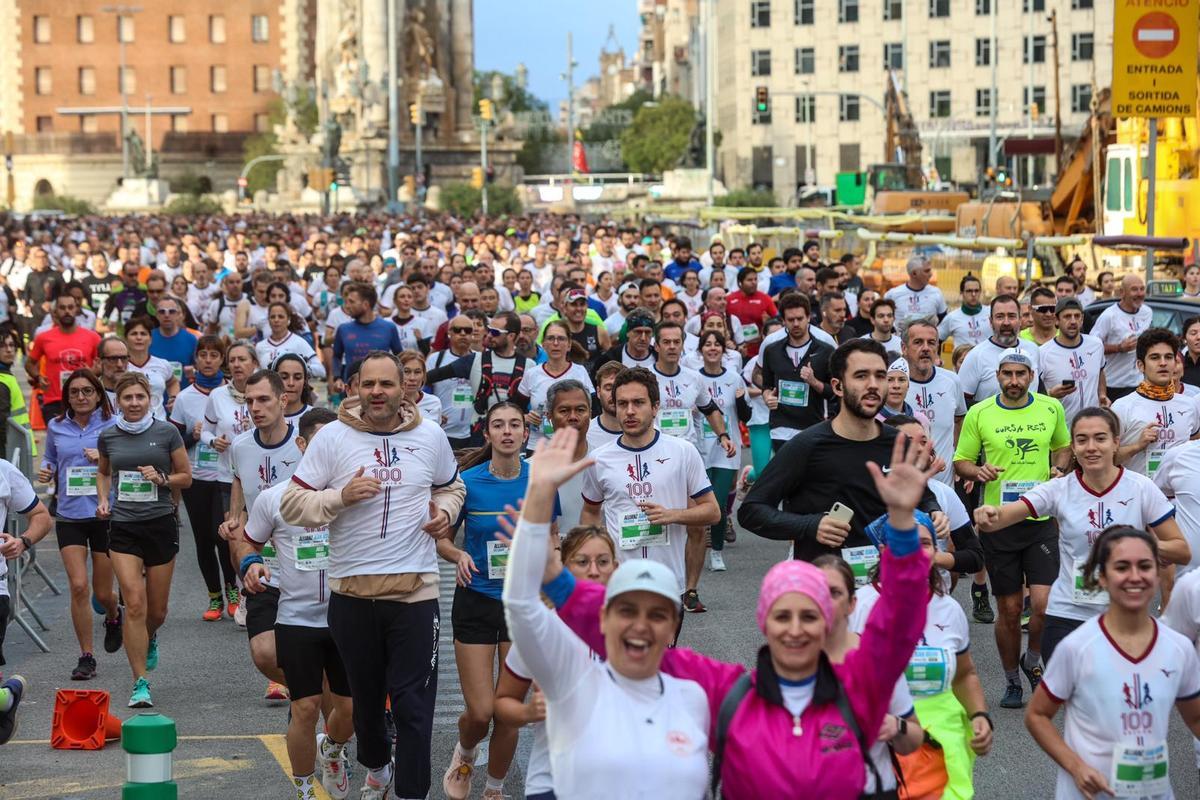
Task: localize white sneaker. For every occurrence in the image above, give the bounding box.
[234,595,248,628]
[317,733,351,799]
[442,744,476,800]
[359,773,391,800]
[710,551,727,572]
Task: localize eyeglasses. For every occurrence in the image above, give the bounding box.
[450,327,474,334]
[486,328,508,338]
[1033,305,1057,314]
[68,386,97,397]
[157,308,180,315]
[101,354,130,362]
[543,335,568,343]
[569,555,614,570]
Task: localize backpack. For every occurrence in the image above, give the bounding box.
[473,350,526,415]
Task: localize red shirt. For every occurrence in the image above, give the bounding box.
[29,325,101,403]
[726,290,777,356]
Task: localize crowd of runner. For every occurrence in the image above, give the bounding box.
[0,211,1199,799]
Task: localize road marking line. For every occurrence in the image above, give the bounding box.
[6,733,270,745]
[258,733,333,799]
[0,756,250,799]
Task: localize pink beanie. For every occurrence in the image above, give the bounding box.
[756,559,835,633]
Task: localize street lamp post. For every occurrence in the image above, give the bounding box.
[101,5,142,179]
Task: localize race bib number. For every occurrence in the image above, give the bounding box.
[701,418,716,440]
[65,465,98,496]
[195,442,220,467]
[295,530,330,572]
[487,540,510,580]
[658,408,691,437]
[1001,480,1039,505]
[1146,447,1166,481]
[905,646,950,696]
[117,470,156,503]
[620,511,667,549]
[778,380,809,408]
[741,323,760,341]
[262,542,280,575]
[841,545,880,588]
[1072,557,1109,606]
[1110,742,1169,798]
[169,361,184,382]
[451,383,473,409]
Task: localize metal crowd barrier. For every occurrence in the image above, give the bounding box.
[5,416,58,652]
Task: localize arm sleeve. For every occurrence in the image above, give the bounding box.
[948,522,985,574]
[735,393,752,423]
[735,435,823,542]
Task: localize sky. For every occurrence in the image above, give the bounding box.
[474,0,641,109]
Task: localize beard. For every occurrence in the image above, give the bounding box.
[842,384,882,419]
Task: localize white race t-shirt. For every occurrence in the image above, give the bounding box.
[202,385,253,482]
[1090,303,1154,389]
[885,283,947,326]
[1038,335,1107,423]
[581,432,712,584]
[586,418,622,452]
[652,365,711,449]
[1111,391,1199,480]
[694,367,744,470]
[906,367,966,485]
[0,460,39,597]
[957,337,1041,401]
[291,417,459,579]
[426,349,474,439]
[516,363,595,450]
[1022,469,1175,621]
[255,333,326,379]
[1153,439,1200,573]
[938,308,992,347]
[244,481,331,628]
[170,385,221,481]
[128,355,175,421]
[230,424,303,515]
[392,315,437,352]
[1041,616,1200,800]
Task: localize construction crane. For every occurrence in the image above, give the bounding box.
[884,70,924,189]
[1048,88,1114,234]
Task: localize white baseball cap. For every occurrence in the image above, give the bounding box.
[887,357,910,375]
[997,348,1034,371]
[604,560,681,608]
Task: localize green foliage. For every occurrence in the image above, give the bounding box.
[582,89,653,143]
[169,170,212,196]
[619,96,696,174]
[473,70,548,114]
[33,193,95,215]
[714,188,779,207]
[517,128,566,175]
[241,88,317,195]
[164,194,223,216]
[439,183,522,217]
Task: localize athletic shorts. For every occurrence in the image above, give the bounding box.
[108,514,179,567]
[1041,615,1085,666]
[245,585,280,640]
[451,585,509,645]
[980,517,1059,597]
[274,623,351,700]
[0,595,9,666]
[56,519,109,552]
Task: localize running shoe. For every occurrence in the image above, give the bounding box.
[317,733,351,799]
[709,551,727,572]
[0,675,27,745]
[226,586,241,620]
[681,589,708,613]
[145,635,159,672]
[202,594,224,622]
[971,588,995,624]
[71,654,97,681]
[735,465,754,502]
[1021,652,1044,693]
[999,682,1024,709]
[359,771,392,800]
[442,745,476,800]
[481,789,506,800]
[91,594,106,615]
[1020,597,1032,632]
[128,677,153,709]
[725,517,737,544]
[103,607,124,653]
[265,681,290,702]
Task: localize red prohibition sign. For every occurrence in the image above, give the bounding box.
[1133,12,1181,59]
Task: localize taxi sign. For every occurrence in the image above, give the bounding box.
[1112,0,1198,117]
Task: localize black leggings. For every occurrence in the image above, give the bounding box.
[180,479,236,593]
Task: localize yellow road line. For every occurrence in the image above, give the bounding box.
[0,756,251,800]
[257,733,333,800]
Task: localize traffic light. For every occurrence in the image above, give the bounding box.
[479,99,494,122]
[470,167,484,189]
[404,175,416,196]
[409,103,421,125]
[755,86,769,114]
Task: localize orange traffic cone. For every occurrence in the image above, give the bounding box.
[50,689,121,750]
[28,388,46,431]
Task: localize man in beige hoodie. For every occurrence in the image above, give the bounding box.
[282,351,465,800]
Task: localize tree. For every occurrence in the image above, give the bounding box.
[472,70,547,115]
[582,89,653,144]
[439,183,521,217]
[619,96,697,174]
[241,88,319,194]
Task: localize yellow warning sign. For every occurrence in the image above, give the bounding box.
[1112,0,1198,117]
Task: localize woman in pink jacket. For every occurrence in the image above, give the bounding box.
[521,429,936,799]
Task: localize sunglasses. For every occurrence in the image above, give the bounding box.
[1033,305,1057,314]
[450,327,474,334]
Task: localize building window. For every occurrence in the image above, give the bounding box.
[117,15,134,43]
[751,49,771,77]
[1023,85,1046,115]
[1024,35,1046,64]
[929,40,951,68]
[171,115,189,133]
[839,143,861,173]
[839,95,860,122]
[795,47,814,75]
[929,0,950,19]
[209,15,226,43]
[212,114,229,133]
[211,65,227,93]
[251,15,269,42]
[929,90,951,118]
[750,0,771,27]
[883,0,903,21]
[795,94,815,123]
[839,45,859,73]
[80,116,99,133]
[36,116,53,132]
[1022,0,1045,11]
[77,15,94,43]
[1071,84,1093,114]
[253,65,271,93]
[34,68,52,95]
[796,145,816,184]
[119,66,136,95]
[975,88,993,117]
[168,16,185,43]
[975,38,992,66]
[1071,0,1093,8]
[1072,33,1094,61]
[752,96,772,125]
[794,0,813,25]
[32,16,50,43]
[254,113,270,133]
[78,67,96,95]
[838,0,859,24]
[170,66,187,94]
[975,0,991,14]
[884,42,904,70]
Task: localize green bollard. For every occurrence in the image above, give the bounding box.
[121,712,178,800]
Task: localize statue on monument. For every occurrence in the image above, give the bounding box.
[404,8,436,83]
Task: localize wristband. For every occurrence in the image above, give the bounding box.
[19,534,33,553]
[239,554,264,579]
[541,570,577,608]
[970,711,994,731]
[718,432,731,440]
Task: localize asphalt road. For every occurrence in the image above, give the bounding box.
[3,492,1199,799]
